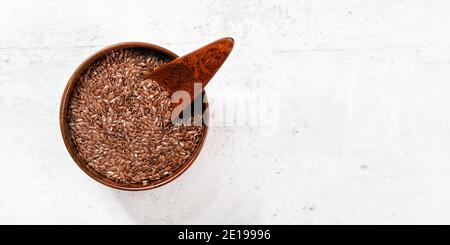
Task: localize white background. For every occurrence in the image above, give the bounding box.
[1,0,450,224]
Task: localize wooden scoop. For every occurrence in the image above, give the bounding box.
[145,37,234,103]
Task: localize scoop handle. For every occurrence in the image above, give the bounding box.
[146,37,234,100]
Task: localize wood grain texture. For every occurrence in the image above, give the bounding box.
[146,37,234,101]
[59,42,209,191]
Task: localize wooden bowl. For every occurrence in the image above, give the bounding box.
[59,42,209,191]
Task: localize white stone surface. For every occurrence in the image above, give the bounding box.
[1,0,450,224]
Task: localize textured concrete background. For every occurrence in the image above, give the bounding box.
[1,0,450,224]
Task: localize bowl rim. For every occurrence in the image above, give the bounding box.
[59,42,209,191]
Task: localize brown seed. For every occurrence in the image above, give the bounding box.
[68,48,205,184]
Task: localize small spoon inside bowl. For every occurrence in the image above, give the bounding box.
[145,37,234,105]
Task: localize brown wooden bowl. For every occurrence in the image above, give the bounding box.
[59,42,209,191]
